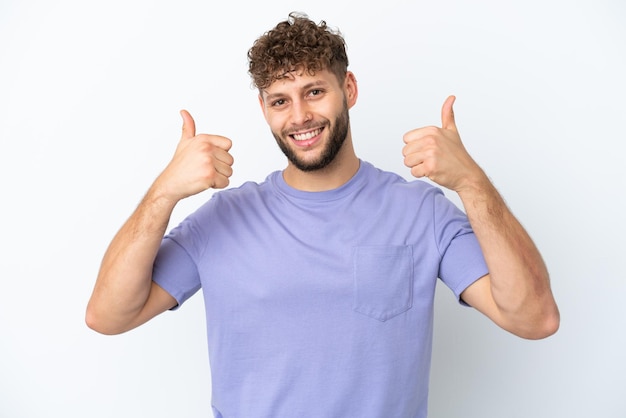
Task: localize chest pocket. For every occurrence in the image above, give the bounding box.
[352,245,414,321]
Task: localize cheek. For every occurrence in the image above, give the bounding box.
[267,114,289,132]
[267,118,282,133]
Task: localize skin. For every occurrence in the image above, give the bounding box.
[86,68,559,339]
[85,111,233,334]
[259,69,360,191]
[402,95,559,339]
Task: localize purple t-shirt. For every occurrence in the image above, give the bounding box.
[153,160,488,418]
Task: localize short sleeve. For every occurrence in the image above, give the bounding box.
[432,191,488,304]
[152,236,201,310]
[439,233,488,303]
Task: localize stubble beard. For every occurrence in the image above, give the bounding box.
[272,100,350,172]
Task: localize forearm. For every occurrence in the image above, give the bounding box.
[86,186,177,334]
[458,174,559,338]
[86,110,234,334]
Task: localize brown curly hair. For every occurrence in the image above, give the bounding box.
[247,12,349,90]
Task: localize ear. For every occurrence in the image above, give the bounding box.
[344,71,358,109]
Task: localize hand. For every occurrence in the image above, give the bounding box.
[402,96,484,193]
[154,110,234,203]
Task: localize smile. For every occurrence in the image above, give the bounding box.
[291,128,323,142]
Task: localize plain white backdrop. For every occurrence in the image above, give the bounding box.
[1,0,624,416]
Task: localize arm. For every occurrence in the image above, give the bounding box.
[402,96,559,339]
[86,110,234,335]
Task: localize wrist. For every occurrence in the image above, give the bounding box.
[146,179,181,210]
[456,168,492,197]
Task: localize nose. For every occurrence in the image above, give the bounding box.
[290,99,311,126]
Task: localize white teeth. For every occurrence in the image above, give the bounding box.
[293,128,321,141]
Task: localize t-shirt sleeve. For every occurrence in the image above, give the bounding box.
[432,191,488,304]
[153,235,201,309]
[152,198,215,310]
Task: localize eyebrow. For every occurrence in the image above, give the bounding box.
[263,80,331,102]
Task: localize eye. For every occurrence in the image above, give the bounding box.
[308,89,323,97]
[271,98,286,107]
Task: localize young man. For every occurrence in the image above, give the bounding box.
[86,13,559,417]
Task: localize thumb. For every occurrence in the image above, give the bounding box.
[180,109,196,140]
[441,95,457,132]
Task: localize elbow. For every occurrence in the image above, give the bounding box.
[85,308,110,335]
[85,304,125,336]
[516,306,561,340]
[532,296,561,339]
[536,308,561,339]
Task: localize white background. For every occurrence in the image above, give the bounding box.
[1,0,625,417]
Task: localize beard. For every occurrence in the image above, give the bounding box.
[272,99,350,172]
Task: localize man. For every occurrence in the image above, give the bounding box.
[86,13,559,417]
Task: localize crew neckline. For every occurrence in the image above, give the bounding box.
[271,160,370,202]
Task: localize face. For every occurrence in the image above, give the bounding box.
[259,69,357,172]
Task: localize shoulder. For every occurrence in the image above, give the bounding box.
[188,172,279,221]
[361,161,442,200]
[211,172,278,204]
[362,162,469,223]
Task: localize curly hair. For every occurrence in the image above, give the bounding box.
[247,13,349,90]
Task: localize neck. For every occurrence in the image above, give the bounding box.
[282,138,360,192]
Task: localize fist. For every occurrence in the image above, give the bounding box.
[402,95,481,192]
[155,110,234,202]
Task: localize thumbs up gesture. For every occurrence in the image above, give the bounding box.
[154,110,234,203]
[402,96,484,193]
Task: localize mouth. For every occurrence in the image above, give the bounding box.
[290,127,324,142]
